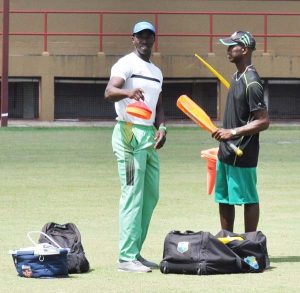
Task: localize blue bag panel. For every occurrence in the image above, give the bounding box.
[12,250,68,278]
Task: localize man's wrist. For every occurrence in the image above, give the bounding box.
[159,125,167,134]
[230,129,237,136]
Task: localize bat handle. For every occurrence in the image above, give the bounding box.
[228,143,243,157]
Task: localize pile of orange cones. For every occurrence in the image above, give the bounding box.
[126,101,152,120]
[201,147,218,195]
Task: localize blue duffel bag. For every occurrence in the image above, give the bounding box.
[9,231,69,278]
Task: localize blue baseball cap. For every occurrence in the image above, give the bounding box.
[133,21,155,35]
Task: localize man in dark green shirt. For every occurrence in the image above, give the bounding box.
[212,31,269,232]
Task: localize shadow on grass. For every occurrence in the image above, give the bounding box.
[270,256,300,263]
[67,268,95,278]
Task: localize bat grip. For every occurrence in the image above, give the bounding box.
[228,143,243,157]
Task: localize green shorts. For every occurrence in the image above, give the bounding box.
[214,160,259,205]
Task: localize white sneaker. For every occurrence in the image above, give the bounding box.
[118,260,152,273]
[137,256,159,269]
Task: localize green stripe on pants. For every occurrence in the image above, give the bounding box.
[112,121,160,261]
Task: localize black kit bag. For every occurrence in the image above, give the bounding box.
[215,230,270,272]
[160,230,246,275]
[160,230,269,275]
[38,223,90,273]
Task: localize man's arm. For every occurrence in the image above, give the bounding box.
[154,93,167,149]
[154,93,165,129]
[212,109,269,141]
[104,76,144,102]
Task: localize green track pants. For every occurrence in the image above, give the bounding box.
[112,121,160,261]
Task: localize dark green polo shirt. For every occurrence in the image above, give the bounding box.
[218,65,267,167]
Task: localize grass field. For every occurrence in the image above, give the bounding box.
[0,126,299,292]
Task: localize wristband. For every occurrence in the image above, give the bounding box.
[159,125,167,134]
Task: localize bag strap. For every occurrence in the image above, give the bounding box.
[27,231,63,249]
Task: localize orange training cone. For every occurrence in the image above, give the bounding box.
[126,101,152,120]
[200,147,218,195]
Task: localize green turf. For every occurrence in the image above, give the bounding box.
[0,126,299,292]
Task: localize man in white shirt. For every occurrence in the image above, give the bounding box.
[105,21,166,273]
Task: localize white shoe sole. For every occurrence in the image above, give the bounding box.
[118,268,151,273]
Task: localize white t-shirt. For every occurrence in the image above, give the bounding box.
[110,52,163,126]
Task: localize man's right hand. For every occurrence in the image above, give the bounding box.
[212,128,234,141]
[128,88,144,101]
[105,78,145,102]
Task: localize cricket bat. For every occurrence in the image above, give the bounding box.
[177,95,243,157]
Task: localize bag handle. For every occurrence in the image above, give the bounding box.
[27,231,63,249]
[184,230,195,234]
[171,230,195,235]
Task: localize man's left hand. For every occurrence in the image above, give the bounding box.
[154,130,166,149]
